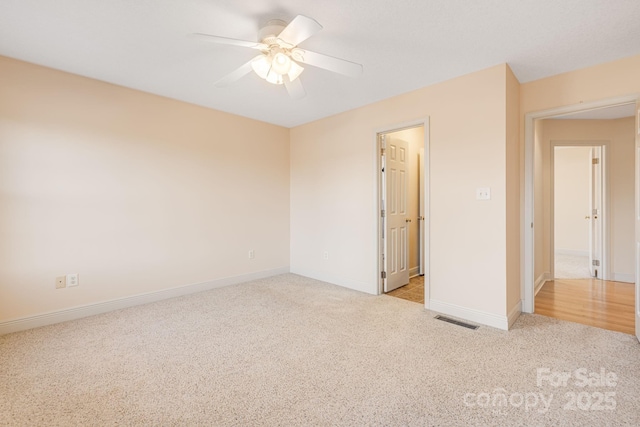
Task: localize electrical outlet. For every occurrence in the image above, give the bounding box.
[66,273,79,287]
[55,276,66,289]
[248,250,255,259]
[323,251,329,260]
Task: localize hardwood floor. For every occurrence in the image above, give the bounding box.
[535,279,635,335]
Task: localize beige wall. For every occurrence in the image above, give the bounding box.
[521,55,640,114]
[291,64,516,324]
[7,50,639,330]
[0,56,291,322]
[553,146,591,254]
[538,118,635,281]
[1,58,521,330]
[522,54,640,286]
[388,127,424,275]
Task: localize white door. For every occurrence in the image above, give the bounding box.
[588,147,603,278]
[635,105,640,342]
[385,137,410,292]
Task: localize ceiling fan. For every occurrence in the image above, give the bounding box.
[192,15,363,99]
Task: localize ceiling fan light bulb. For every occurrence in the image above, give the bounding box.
[271,52,292,75]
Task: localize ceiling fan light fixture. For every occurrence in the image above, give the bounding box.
[251,49,302,85]
[251,55,271,79]
[271,51,292,75]
[265,70,284,85]
[291,48,304,62]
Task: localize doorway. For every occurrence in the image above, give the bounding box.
[376,119,430,307]
[524,100,638,337]
[552,143,607,280]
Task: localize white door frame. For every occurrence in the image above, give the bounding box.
[523,95,638,314]
[375,117,430,308]
[550,141,609,280]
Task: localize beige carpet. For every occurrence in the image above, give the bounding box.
[1,274,639,426]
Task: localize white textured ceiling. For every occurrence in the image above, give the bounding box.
[1,0,640,128]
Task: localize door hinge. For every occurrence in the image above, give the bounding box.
[592,260,600,267]
[381,148,386,156]
[381,209,386,218]
[592,158,599,164]
[381,271,387,279]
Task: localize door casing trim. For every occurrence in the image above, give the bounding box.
[523,95,638,314]
[374,117,430,308]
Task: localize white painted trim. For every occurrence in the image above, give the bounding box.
[508,300,522,329]
[523,94,639,315]
[374,117,431,309]
[429,299,509,331]
[422,118,431,310]
[0,267,290,336]
[555,249,589,257]
[523,113,535,313]
[535,273,552,295]
[290,268,374,295]
[612,273,635,283]
[409,267,420,278]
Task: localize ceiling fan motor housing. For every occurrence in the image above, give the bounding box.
[259,19,287,44]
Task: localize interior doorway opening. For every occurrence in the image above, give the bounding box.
[524,99,638,337]
[552,143,607,280]
[376,118,430,307]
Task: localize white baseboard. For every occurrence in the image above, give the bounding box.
[429,299,509,331]
[0,267,290,336]
[290,268,375,295]
[611,273,635,283]
[535,273,552,295]
[555,249,589,257]
[507,300,522,329]
[409,267,420,278]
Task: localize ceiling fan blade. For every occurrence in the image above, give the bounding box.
[191,33,267,50]
[295,49,363,78]
[214,57,259,87]
[277,15,322,46]
[284,76,306,99]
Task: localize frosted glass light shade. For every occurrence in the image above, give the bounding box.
[265,70,283,85]
[251,55,271,79]
[271,52,292,75]
[287,61,304,82]
[251,52,304,85]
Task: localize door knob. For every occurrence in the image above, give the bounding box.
[405,219,412,223]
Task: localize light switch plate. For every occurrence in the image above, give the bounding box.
[476,187,491,200]
[66,273,79,287]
